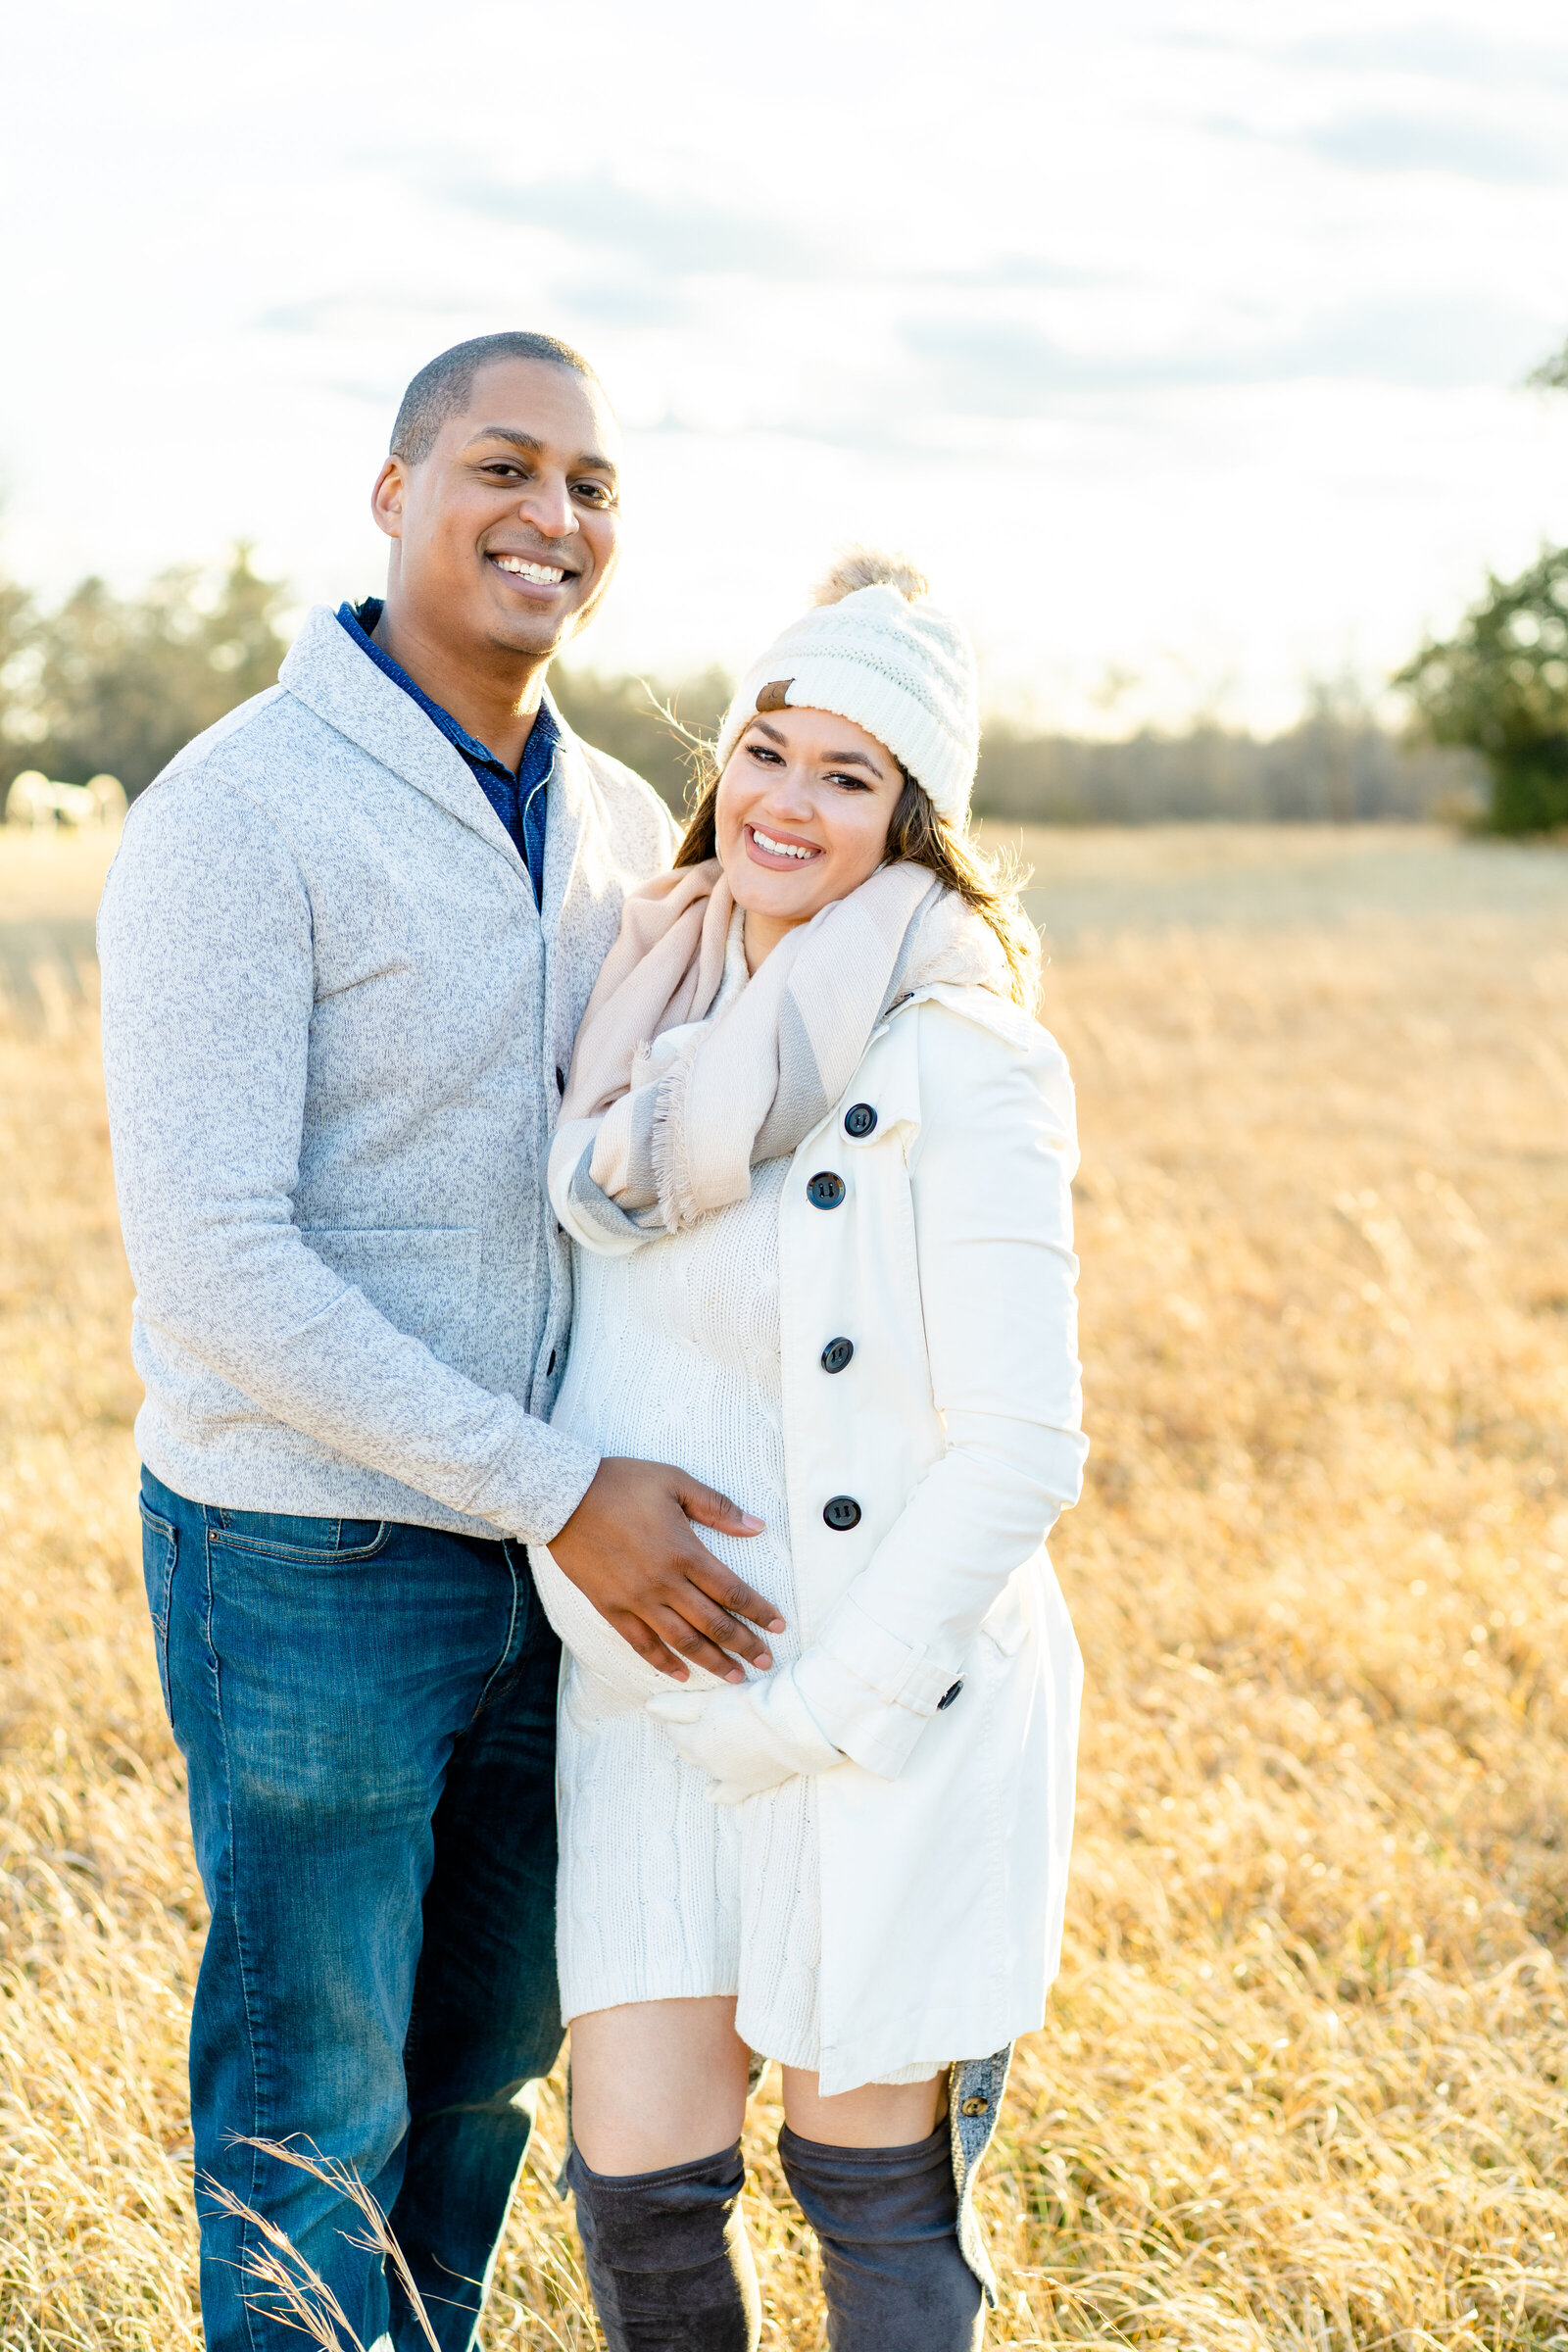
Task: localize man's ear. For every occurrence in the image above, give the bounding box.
[370,456,407,542]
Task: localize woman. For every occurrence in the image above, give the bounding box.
[535,553,1087,2350]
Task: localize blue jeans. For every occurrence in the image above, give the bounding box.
[138,1469,564,2352]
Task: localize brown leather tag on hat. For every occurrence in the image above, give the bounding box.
[756,678,793,712]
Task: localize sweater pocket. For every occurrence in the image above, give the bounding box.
[300,1225,480,1357]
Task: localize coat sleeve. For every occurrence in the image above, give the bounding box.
[791,1001,1088,1777]
[98,772,600,1543]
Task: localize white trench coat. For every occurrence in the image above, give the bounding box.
[538,981,1087,2092]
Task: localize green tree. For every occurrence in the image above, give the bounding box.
[20,546,289,797]
[550,662,731,814]
[1396,547,1568,834]
[0,573,41,797]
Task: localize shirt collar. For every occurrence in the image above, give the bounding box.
[335,596,560,784]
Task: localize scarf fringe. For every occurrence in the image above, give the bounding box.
[650,1045,705,1233]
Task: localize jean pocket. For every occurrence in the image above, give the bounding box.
[137,1495,178,1723]
[208,1509,392,1564]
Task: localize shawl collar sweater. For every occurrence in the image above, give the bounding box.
[334,595,555,906]
[99,603,680,1541]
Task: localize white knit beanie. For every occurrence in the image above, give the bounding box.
[712,550,979,824]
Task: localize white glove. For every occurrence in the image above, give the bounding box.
[647,1668,843,1805]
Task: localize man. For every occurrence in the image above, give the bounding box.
[98,331,782,2351]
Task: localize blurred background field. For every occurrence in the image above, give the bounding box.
[0,546,1488,834]
[3,821,1567,2348]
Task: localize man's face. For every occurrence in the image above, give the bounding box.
[371,359,622,664]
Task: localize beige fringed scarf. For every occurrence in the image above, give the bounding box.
[550,858,1009,1246]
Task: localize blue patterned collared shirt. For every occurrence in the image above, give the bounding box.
[336,597,554,906]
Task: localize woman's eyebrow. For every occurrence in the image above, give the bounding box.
[748,719,883,773]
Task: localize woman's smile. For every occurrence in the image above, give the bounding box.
[745,822,823,868]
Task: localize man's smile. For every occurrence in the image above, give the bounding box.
[488,553,572,587]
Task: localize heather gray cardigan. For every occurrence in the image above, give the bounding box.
[99,605,680,1543]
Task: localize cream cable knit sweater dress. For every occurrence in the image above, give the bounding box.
[543,918,939,2083]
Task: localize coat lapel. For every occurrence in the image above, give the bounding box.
[281,606,645,1100]
[278,605,525,872]
[537,711,637,1102]
[539,708,593,947]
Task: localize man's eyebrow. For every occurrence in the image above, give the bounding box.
[465,425,618,477]
[465,427,543,455]
[747,718,884,772]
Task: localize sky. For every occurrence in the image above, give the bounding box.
[4,0,1568,733]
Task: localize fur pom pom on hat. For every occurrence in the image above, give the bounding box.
[713,549,980,824]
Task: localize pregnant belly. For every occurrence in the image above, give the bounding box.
[530,1541,733,1702]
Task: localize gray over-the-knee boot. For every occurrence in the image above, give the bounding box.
[778,2121,985,2352]
[566,2141,760,2352]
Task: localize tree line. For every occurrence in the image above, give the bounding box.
[2,544,1558,831]
[0,550,291,808]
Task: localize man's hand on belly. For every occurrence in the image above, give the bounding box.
[548,1459,783,1683]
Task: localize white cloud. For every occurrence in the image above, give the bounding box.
[2,0,1567,730]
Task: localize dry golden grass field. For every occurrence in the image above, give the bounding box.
[3,821,1567,2349]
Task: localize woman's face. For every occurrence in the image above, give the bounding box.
[713,705,904,951]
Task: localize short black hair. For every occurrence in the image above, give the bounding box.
[390,331,600,466]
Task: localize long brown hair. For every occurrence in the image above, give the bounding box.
[673,740,1041,1010]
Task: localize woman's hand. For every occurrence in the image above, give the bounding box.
[648,1670,842,1805]
[548,1456,784,1684]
